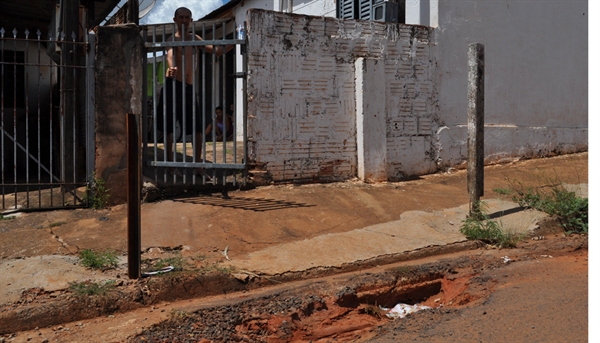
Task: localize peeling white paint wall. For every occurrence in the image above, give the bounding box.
[243,1,587,183]
[246,9,435,182]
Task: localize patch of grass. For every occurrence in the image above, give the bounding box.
[69,280,115,296]
[492,187,512,195]
[154,255,185,271]
[84,173,110,209]
[0,214,14,221]
[79,249,119,270]
[460,202,523,248]
[49,221,66,228]
[169,309,190,319]
[199,263,234,275]
[508,179,588,234]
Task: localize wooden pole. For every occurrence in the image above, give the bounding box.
[127,113,141,279]
[467,43,484,217]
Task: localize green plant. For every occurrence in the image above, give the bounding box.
[79,249,119,270]
[85,173,110,209]
[154,255,185,271]
[510,180,588,234]
[460,202,523,248]
[49,221,66,228]
[0,214,14,221]
[493,187,512,195]
[69,280,115,296]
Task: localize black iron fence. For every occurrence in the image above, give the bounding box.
[0,28,95,212]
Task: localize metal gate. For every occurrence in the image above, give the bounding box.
[0,28,95,212]
[141,19,247,188]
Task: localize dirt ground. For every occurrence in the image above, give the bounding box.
[0,153,589,342]
[2,219,588,343]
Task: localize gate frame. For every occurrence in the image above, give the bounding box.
[141,19,248,189]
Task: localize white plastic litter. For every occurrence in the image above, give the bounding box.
[142,266,174,277]
[502,256,512,263]
[383,303,431,319]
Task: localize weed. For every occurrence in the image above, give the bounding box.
[169,309,190,319]
[79,249,119,270]
[361,304,386,319]
[69,280,115,296]
[85,173,110,209]
[460,202,523,248]
[49,221,66,228]
[493,187,512,195]
[154,255,185,271]
[0,214,14,221]
[199,263,234,275]
[508,179,588,234]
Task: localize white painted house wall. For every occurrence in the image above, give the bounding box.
[223,0,587,183]
[432,0,587,167]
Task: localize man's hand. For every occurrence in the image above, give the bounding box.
[167,67,178,78]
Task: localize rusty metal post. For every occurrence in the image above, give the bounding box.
[127,113,141,279]
[467,43,484,217]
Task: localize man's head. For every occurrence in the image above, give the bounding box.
[173,7,192,33]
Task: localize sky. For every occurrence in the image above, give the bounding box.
[139,0,227,24]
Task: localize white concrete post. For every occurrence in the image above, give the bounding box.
[355,58,387,182]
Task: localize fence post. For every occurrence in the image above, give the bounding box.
[467,43,484,217]
[127,113,141,279]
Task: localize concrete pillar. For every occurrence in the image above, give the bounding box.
[95,24,143,205]
[467,43,485,216]
[355,58,387,182]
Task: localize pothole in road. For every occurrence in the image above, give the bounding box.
[132,267,490,343]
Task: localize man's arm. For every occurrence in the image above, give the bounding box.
[197,35,234,57]
[165,36,177,78]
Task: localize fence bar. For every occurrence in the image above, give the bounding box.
[86,32,96,187]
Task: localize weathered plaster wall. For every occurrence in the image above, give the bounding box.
[95,24,143,205]
[433,0,587,168]
[246,9,435,182]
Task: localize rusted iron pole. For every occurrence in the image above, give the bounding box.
[467,43,484,217]
[127,113,141,279]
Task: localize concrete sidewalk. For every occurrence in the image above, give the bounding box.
[0,153,588,307]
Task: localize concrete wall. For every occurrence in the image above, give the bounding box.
[95,24,143,205]
[246,9,435,182]
[432,0,588,168]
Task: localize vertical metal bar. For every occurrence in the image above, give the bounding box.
[0,28,5,209]
[170,22,177,183]
[49,31,55,207]
[150,25,157,182]
[467,43,485,217]
[86,32,96,190]
[242,21,248,186]
[191,21,197,184]
[71,31,77,205]
[181,23,187,185]
[141,28,148,177]
[12,29,17,209]
[210,23,219,180]
[36,30,42,207]
[161,24,167,184]
[126,113,141,279]
[24,29,30,208]
[201,23,207,180]
[220,22,227,185]
[59,31,66,206]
